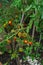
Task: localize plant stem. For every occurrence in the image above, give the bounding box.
[10,43,13,53]
[16,57,22,65]
[39,33,42,43]
[32,24,35,41]
[0,28,25,44]
[21,12,24,23]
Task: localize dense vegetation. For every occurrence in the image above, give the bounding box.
[0,0,43,65]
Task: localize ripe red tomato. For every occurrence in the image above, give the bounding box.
[8,21,12,25]
[24,40,28,44]
[29,42,32,45]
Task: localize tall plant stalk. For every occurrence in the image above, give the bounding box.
[21,12,24,23]
[32,24,35,41]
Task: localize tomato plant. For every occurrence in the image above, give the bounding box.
[0,0,43,65]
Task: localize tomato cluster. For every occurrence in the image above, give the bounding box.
[24,40,32,45]
[17,32,27,38]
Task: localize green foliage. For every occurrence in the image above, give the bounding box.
[0,0,43,64]
[11,51,18,59]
